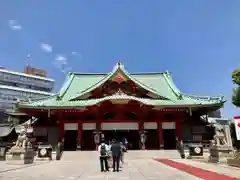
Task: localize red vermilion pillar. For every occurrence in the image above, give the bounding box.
[158,122,164,149]
[175,120,181,141]
[95,122,101,151]
[58,121,64,142]
[138,121,144,150]
[77,122,82,150]
[138,121,144,131]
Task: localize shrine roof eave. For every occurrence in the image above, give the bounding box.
[18,92,225,110]
[18,100,224,110]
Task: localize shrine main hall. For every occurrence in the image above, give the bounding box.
[17,62,225,151]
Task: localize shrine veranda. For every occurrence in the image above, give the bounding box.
[17,62,225,151]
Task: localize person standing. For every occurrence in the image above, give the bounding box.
[110,139,121,172]
[122,137,128,152]
[98,141,109,172]
[120,142,124,164]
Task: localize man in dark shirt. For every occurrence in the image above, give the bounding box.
[110,139,121,172]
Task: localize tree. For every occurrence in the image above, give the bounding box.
[232,69,240,85]
[232,69,240,149]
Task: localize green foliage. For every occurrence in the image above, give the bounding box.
[232,69,240,85]
[232,87,240,107]
[230,123,240,150]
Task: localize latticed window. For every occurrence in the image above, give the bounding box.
[103,112,115,120]
[67,115,78,120]
[81,114,96,120]
[125,112,137,120]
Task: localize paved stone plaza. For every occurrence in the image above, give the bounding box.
[0,151,238,180]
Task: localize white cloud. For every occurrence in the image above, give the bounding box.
[55,54,67,62]
[54,54,69,73]
[71,52,77,55]
[40,43,53,52]
[8,20,22,30]
[53,57,72,74]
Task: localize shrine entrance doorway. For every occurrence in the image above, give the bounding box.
[81,130,95,151]
[101,122,139,149]
[162,129,176,149]
[103,130,139,150]
[145,130,159,150]
[162,122,176,149]
[64,130,78,151]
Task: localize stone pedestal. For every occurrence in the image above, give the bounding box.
[227,158,240,167]
[208,149,219,163]
[208,146,232,163]
[6,147,35,165]
[227,151,240,167]
[0,146,7,161]
[208,125,234,164]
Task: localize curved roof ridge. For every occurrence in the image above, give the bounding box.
[72,90,175,103]
[162,72,181,97]
[70,93,176,107]
[19,94,58,106]
[26,94,57,102]
[69,62,172,100]
[120,67,161,94]
[181,93,224,101]
[71,69,115,98]
[57,73,75,98]
[70,68,167,76]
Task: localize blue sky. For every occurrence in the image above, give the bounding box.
[0,0,239,117]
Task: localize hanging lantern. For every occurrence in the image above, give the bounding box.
[94,133,100,144]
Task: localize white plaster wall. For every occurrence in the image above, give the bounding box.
[101,122,139,130]
[162,122,175,129]
[82,123,96,130]
[144,122,157,129]
[64,123,78,130]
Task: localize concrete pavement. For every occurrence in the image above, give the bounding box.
[0,159,200,180]
[0,150,238,180]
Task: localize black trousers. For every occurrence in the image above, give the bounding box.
[100,156,109,171]
[112,155,120,171]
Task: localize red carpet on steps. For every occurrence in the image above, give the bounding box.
[154,158,239,180]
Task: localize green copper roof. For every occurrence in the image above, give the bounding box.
[18,62,225,109]
[67,62,170,100]
[19,92,223,109]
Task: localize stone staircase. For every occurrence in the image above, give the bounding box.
[60,150,183,161]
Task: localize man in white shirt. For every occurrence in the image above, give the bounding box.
[98,141,109,172]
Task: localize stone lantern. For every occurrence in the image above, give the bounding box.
[93,131,102,150]
[139,130,147,150]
